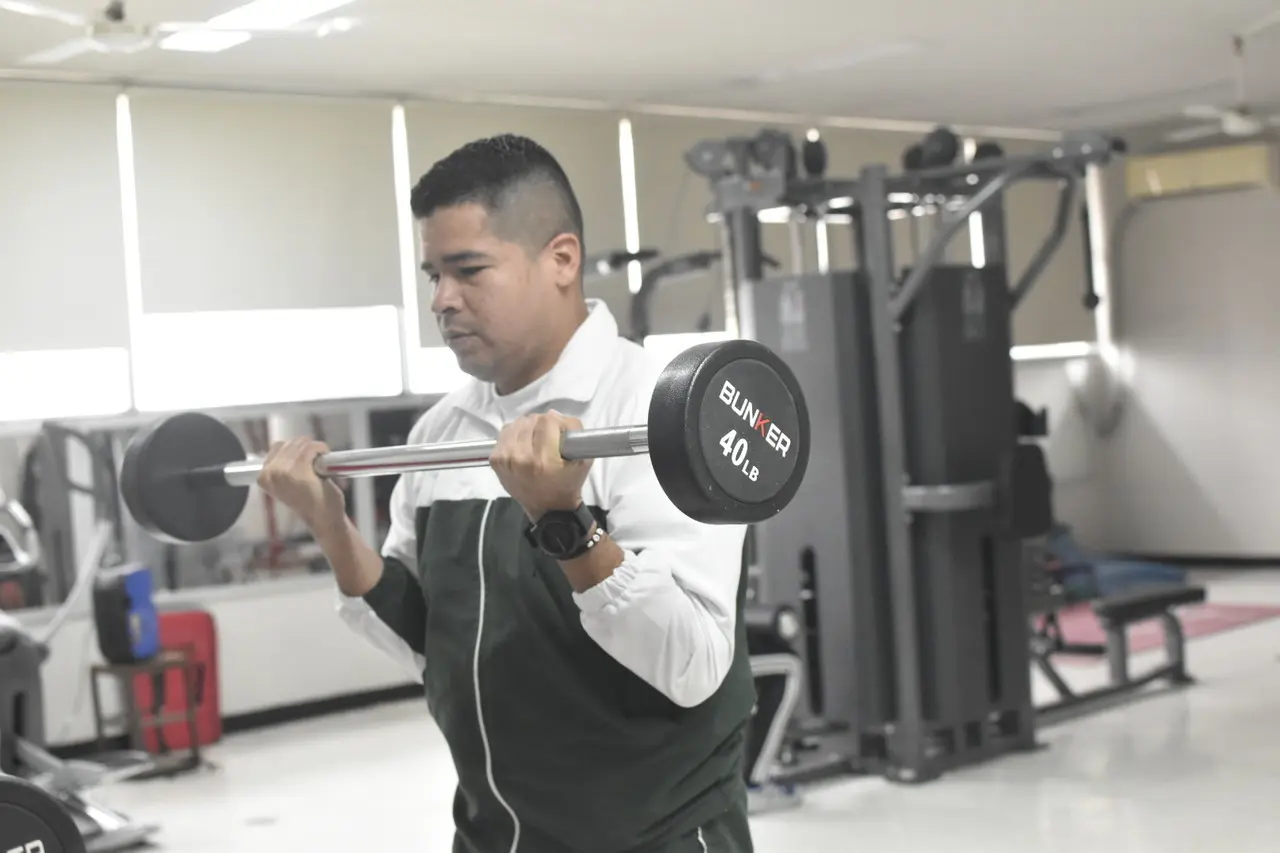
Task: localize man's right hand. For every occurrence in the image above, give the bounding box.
[258,437,348,534]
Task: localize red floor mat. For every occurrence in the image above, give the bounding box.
[1049,601,1280,666]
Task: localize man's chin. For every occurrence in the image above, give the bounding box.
[452,353,495,383]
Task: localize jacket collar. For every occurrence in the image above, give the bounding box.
[455,298,623,424]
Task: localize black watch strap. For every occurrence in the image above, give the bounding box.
[560,523,606,561]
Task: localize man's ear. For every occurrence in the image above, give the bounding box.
[544,232,582,291]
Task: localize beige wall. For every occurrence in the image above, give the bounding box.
[997,139,1096,346]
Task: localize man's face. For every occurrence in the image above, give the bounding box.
[420,203,555,387]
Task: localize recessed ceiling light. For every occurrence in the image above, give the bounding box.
[161,31,252,53]
[158,0,357,53]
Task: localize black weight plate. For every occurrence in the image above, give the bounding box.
[697,359,801,504]
[0,774,86,853]
[649,339,810,524]
[120,412,250,544]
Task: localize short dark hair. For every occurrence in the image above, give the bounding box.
[409,134,585,256]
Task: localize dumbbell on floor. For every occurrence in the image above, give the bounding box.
[119,340,812,543]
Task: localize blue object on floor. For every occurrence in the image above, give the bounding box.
[1044,523,1187,601]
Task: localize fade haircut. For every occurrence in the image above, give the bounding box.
[409,134,585,259]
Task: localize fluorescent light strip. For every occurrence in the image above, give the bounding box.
[390,103,421,393]
[643,331,733,368]
[962,138,986,269]
[815,221,830,273]
[202,0,354,29]
[398,104,471,397]
[617,118,643,294]
[1083,163,1117,364]
[161,31,252,53]
[1010,341,1096,362]
[159,0,354,52]
[132,307,403,412]
[114,91,144,406]
[968,214,986,268]
[0,349,132,422]
[757,206,791,225]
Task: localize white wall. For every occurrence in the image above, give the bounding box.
[16,577,412,747]
[1093,184,1280,556]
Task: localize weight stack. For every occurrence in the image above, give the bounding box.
[895,263,1036,771]
[746,271,896,758]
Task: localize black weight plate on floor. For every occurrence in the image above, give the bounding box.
[120,412,250,544]
[649,339,810,524]
[0,774,86,853]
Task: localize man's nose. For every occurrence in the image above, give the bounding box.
[430,275,462,316]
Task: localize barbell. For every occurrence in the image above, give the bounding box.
[119,339,811,544]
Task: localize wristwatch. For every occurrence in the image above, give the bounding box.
[524,503,603,560]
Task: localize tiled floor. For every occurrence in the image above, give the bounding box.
[89,570,1280,852]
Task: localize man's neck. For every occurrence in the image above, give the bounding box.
[495,300,590,396]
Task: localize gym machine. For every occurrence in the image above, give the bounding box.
[673,124,1124,788]
[627,249,784,342]
[1,478,160,851]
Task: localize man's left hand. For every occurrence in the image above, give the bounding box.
[490,410,592,520]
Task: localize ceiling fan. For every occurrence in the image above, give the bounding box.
[1164,33,1280,144]
[1,0,360,65]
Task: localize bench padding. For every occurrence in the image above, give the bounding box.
[1092,583,1206,625]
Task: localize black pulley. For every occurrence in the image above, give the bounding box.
[973,140,1004,160]
[919,125,960,168]
[902,143,925,171]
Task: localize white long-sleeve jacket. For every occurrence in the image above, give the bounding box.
[335,299,748,708]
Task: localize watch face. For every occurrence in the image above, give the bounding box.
[542,522,580,554]
[536,508,590,557]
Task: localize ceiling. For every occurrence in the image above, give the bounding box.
[2,0,1279,139]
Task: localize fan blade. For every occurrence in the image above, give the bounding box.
[1165,123,1221,144]
[0,0,84,26]
[21,36,99,64]
[1182,104,1224,120]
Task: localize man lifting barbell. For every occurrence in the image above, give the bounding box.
[117,135,809,853]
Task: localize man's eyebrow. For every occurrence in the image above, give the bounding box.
[420,250,495,273]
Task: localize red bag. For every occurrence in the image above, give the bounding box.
[131,609,222,752]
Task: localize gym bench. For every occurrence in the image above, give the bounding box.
[1033,572,1206,722]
